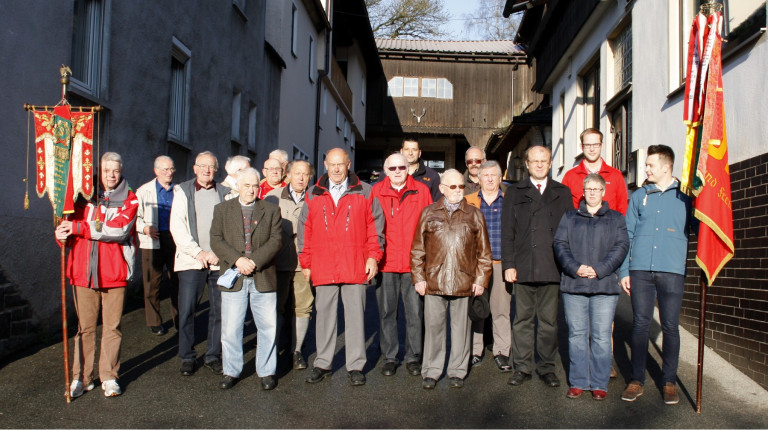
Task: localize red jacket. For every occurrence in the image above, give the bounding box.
[561,158,629,215]
[298,173,383,286]
[370,175,432,273]
[61,180,138,289]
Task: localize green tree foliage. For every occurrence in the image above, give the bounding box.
[366,0,451,39]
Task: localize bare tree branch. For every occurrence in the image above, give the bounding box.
[462,0,521,40]
[366,0,451,39]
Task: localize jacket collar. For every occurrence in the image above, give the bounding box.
[100,179,131,207]
[434,196,472,213]
[644,178,681,195]
[577,200,610,217]
[311,172,363,196]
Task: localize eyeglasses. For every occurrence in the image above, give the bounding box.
[466,159,483,165]
[584,188,604,193]
[443,184,466,190]
[582,143,602,149]
[264,167,282,172]
[387,165,407,172]
[195,164,217,171]
[157,167,175,173]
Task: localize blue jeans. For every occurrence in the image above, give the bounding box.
[629,271,685,384]
[177,269,221,363]
[376,272,423,364]
[562,293,618,391]
[221,277,277,378]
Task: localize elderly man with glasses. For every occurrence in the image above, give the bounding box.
[258,158,286,199]
[170,151,230,377]
[370,153,433,377]
[136,155,179,336]
[502,145,573,388]
[411,169,492,389]
[463,146,486,195]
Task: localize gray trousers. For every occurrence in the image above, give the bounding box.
[422,295,471,380]
[512,282,560,375]
[376,272,423,364]
[313,283,366,371]
[472,263,513,356]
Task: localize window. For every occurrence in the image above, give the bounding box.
[610,23,632,95]
[610,98,632,174]
[608,21,632,174]
[71,0,109,98]
[436,78,453,99]
[343,119,349,142]
[387,77,403,97]
[247,103,257,151]
[168,37,191,145]
[231,90,242,143]
[361,73,366,105]
[421,78,436,97]
[293,145,310,161]
[388,76,453,99]
[335,107,341,130]
[558,93,566,167]
[580,59,600,132]
[308,36,315,82]
[232,0,247,18]
[403,78,419,97]
[291,4,298,56]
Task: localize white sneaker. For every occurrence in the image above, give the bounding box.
[67,380,95,398]
[101,379,122,397]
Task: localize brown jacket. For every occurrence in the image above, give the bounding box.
[209,197,282,292]
[410,198,493,297]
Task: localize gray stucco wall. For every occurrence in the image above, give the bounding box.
[0,0,279,345]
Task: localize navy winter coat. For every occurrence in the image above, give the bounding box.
[553,201,629,295]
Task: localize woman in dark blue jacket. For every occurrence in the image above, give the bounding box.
[553,173,629,400]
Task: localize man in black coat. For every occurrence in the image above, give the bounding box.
[501,145,572,388]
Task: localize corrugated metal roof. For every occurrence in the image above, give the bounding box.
[376,39,522,55]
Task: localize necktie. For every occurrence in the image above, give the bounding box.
[537,184,542,194]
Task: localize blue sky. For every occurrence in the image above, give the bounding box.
[441,0,478,40]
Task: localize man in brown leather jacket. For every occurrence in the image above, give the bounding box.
[410,169,493,389]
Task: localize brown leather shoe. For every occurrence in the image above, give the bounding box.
[663,382,679,405]
[621,381,644,402]
[610,366,618,378]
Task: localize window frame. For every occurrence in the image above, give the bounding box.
[70,0,111,99]
[167,37,192,146]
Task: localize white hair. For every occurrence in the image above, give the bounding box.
[236,167,261,183]
[383,153,407,169]
[269,149,289,164]
[225,155,251,175]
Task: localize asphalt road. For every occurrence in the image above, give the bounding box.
[1,286,766,428]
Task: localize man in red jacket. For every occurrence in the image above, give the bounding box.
[370,153,432,377]
[298,148,384,386]
[561,128,628,215]
[55,152,138,399]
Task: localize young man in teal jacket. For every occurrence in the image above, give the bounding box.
[619,145,693,405]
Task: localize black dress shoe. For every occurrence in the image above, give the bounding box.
[150,325,167,336]
[449,377,464,388]
[180,360,195,376]
[507,370,531,386]
[348,370,366,386]
[293,352,307,370]
[381,361,397,376]
[219,375,238,390]
[261,375,277,390]
[539,372,561,387]
[406,362,421,376]
[494,355,513,372]
[204,359,223,375]
[305,367,332,384]
[422,378,437,389]
[471,355,483,367]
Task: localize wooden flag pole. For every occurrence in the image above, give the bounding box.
[696,272,708,413]
[60,234,71,404]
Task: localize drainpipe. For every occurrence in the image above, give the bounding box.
[313,18,332,181]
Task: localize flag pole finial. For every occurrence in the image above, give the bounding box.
[700,1,722,16]
[59,65,72,103]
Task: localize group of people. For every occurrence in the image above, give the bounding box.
[57,131,692,406]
